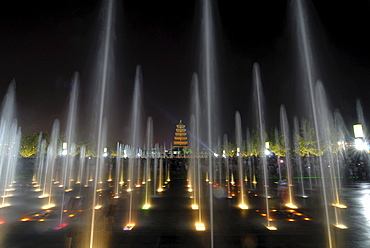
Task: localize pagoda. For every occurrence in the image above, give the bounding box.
[173,120,189,149]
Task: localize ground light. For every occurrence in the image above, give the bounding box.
[191,204,199,210]
[238,204,248,209]
[123,223,135,231]
[195,223,205,231]
[142,204,150,210]
[332,203,347,209]
[286,203,298,209]
[334,224,348,229]
[42,204,55,209]
[265,225,277,231]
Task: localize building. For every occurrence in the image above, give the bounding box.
[173,120,189,149]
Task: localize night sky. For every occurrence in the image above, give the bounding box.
[0,0,369,147]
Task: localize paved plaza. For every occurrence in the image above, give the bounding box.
[1,178,370,248]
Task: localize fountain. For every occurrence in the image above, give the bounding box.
[0,0,368,247]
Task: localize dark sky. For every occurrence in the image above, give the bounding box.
[0,0,369,147]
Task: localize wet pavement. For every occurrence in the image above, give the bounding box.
[1,180,370,247]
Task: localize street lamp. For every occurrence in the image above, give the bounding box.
[62,142,67,156]
[103,147,108,157]
[353,124,368,151]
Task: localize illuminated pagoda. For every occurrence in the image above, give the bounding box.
[173,120,189,149]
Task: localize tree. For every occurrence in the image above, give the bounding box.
[298,120,323,157]
[20,133,41,158]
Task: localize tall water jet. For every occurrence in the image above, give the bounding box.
[252,63,274,230]
[0,82,21,209]
[143,117,153,209]
[77,145,86,197]
[189,73,204,224]
[34,137,47,193]
[86,0,116,246]
[42,120,60,210]
[124,65,143,231]
[315,82,347,232]
[200,0,220,242]
[293,0,334,245]
[59,73,79,227]
[235,112,248,209]
[280,105,296,209]
[293,117,307,198]
[223,134,231,198]
[32,132,44,187]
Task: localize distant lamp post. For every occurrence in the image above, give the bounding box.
[265,142,270,149]
[353,124,364,138]
[62,142,68,156]
[264,142,270,156]
[103,147,108,157]
[353,124,368,151]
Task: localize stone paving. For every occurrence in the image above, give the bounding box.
[1,180,370,247]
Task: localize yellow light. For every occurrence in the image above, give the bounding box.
[266,225,277,231]
[261,213,267,217]
[94,205,102,210]
[135,184,141,188]
[119,181,124,185]
[294,212,303,216]
[39,219,45,222]
[34,189,42,192]
[191,204,199,210]
[195,223,205,231]
[21,218,29,222]
[123,223,135,231]
[34,214,40,217]
[268,218,274,221]
[107,179,113,182]
[332,203,347,209]
[304,218,311,221]
[157,188,163,192]
[76,181,81,184]
[271,209,277,212]
[127,188,132,192]
[142,204,151,210]
[42,204,55,209]
[286,203,298,209]
[334,224,348,229]
[237,204,247,210]
[188,188,193,192]
[68,214,75,217]
[287,219,295,222]
[63,210,68,212]
[38,194,49,199]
